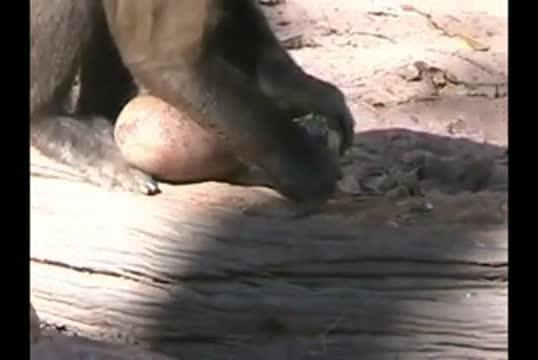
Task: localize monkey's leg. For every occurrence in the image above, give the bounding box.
[103,0,340,205]
[30,115,158,194]
[30,0,158,194]
[77,3,139,120]
[216,1,355,154]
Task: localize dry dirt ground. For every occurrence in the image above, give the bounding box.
[262,0,507,226]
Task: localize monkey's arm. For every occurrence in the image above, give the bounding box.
[102,0,340,204]
[215,1,355,153]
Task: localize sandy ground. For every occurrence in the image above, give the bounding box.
[262,0,507,226]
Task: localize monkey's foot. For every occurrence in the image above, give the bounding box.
[31,115,161,195]
[84,160,160,195]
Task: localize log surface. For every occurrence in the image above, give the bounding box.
[30,153,508,359]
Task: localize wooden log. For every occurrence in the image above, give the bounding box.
[32,330,175,360]
[31,303,41,344]
[30,151,508,359]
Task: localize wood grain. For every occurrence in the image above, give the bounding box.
[30,151,507,359]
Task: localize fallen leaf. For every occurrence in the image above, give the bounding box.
[455,33,490,51]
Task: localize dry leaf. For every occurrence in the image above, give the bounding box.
[455,33,490,51]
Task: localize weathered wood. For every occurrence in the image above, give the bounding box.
[30,152,508,359]
[31,303,41,344]
[32,329,175,360]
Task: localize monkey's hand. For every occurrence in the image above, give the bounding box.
[266,128,342,208]
[87,153,160,195]
[308,82,355,155]
[265,76,356,155]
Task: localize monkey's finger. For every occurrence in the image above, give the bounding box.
[138,177,160,195]
[124,169,160,195]
[94,166,160,195]
[114,178,160,195]
[340,108,355,154]
[326,109,354,155]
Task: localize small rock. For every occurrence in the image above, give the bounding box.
[396,63,421,81]
[446,118,467,135]
[431,69,448,87]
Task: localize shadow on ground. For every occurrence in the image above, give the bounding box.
[141,128,507,359]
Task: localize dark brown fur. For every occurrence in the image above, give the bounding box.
[30,0,355,206]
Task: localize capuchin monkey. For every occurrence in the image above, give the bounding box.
[30,0,355,208]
